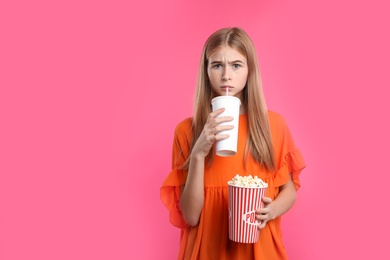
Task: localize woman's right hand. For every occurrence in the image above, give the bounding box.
[191,108,234,159]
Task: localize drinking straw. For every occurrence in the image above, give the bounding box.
[226,87,229,96]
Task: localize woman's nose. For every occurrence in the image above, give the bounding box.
[222,68,231,81]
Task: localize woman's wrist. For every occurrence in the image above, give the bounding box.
[191,149,207,162]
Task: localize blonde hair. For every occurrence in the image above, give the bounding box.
[184,27,276,172]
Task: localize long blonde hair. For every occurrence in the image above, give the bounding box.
[184,27,276,172]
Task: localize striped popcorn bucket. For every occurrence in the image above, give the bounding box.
[228,184,267,243]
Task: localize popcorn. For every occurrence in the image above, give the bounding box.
[228,174,268,188]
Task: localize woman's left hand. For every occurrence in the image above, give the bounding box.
[255,197,273,229]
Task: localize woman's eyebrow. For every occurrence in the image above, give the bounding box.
[209,60,245,64]
[229,60,245,64]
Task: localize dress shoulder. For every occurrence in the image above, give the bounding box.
[268,110,287,129]
[174,117,192,135]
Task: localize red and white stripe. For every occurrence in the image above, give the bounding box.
[228,185,267,243]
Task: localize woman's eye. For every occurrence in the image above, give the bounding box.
[233,64,241,68]
[214,64,222,68]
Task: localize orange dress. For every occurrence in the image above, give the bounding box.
[161,111,306,259]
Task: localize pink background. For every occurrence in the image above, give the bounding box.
[1,0,389,259]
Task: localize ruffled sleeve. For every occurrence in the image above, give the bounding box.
[269,111,306,190]
[160,118,192,228]
[274,149,306,190]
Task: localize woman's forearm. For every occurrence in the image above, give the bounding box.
[179,154,205,226]
[269,176,297,220]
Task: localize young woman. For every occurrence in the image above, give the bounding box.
[161,27,306,259]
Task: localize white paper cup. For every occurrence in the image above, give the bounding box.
[211,96,241,157]
[228,184,267,243]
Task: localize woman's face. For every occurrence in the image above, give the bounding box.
[207,45,248,99]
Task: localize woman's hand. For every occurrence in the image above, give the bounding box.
[255,197,274,229]
[255,176,297,229]
[192,108,234,159]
